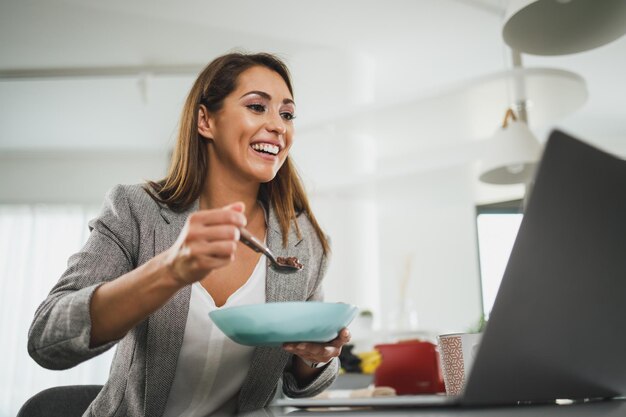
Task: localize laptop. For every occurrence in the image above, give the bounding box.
[275,130,626,409]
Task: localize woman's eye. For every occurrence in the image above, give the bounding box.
[247,104,266,113]
[281,112,296,121]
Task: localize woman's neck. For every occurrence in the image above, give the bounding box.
[199,165,264,225]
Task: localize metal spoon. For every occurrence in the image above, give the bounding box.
[239,227,302,274]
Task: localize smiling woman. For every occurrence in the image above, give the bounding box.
[26,52,349,417]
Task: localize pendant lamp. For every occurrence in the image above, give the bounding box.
[479,109,542,185]
[503,0,626,56]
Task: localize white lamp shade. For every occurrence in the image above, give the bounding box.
[453,67,586,138]
[479,120,542,185]
[503,0,626,56]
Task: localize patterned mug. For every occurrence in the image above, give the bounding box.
[437,333,482,395]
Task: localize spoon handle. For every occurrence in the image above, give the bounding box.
[239,227,274,259]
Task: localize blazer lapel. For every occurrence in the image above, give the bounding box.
[144,201,198,417]
[238,208,308,410]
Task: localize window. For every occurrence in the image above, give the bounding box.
[476,200,523,318]
[0,204,113,417]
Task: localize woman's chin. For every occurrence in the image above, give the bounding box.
[245,162,281,183]
[259,173,279,184]
[246,168,279,184]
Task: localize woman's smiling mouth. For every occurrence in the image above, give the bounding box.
[250,142,280,157]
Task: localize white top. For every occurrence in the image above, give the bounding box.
[163,255,267,417]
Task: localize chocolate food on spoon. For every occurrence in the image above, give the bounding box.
[276,256,303,270]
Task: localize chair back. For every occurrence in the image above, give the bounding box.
[17,385,102,417]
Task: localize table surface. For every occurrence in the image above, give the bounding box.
[237,398,626,417]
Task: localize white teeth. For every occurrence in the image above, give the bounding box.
[251,143,279,155]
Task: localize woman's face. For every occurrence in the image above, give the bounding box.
[200,65,296,184]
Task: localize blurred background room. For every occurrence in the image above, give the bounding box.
[1,0,625,415]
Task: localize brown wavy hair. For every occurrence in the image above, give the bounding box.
[145,52,329,253]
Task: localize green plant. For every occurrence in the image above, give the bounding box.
[468,314,487,333]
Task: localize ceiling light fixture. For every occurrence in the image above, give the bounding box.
[479,108,542,185]
[503,0,626,56]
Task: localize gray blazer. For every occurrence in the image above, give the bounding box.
[27,184,337,416]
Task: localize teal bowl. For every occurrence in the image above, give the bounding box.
[209,302,359,346]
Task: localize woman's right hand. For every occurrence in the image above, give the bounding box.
[163,202,247,287]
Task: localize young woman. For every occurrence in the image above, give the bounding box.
[28,52,350,417]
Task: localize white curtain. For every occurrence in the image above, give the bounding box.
[0,205,115,417]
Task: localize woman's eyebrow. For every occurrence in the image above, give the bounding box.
[240,90,296,106]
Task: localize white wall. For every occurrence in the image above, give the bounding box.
[376,165,482,334]
[0,150,168,204]
[309,164,483,336]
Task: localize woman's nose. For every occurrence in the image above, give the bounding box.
[266,112,287,135]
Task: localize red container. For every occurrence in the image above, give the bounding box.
[374,340,445,395]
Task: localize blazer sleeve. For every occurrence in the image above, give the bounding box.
[27,184,138,370]
[282,242,340,398]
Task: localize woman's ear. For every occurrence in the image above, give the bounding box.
[198,104,214,140]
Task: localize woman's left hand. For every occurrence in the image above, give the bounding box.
[283,328,351,366]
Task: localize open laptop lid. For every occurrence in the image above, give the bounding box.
[463,130,626,405]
